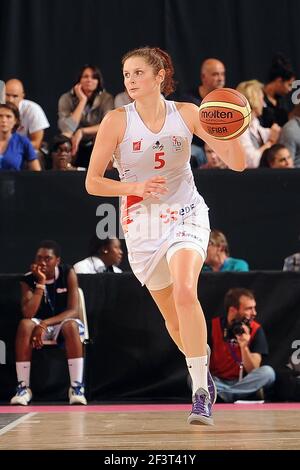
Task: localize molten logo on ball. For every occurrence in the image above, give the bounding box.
[202,110,234,119]
[199,88,251,140]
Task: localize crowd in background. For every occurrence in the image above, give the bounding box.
[0,53,299,173]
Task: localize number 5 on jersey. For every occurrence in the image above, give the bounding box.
[154,152,165,169]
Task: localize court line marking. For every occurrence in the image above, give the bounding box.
[0,412,37,436]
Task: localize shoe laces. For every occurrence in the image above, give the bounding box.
[192,391,211,415]
[16,381,28,396]
[71,381,85,396]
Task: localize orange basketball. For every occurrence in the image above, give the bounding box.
[199,88,251,140]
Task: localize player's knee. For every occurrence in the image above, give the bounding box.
[172,281,197,307]
[61,320,78,337]
[18,318,35,335]
[260,365,276,385]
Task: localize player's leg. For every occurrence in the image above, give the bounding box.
[60,319,87,405]
[168,247,213,425]
[147,250,216,410]
[149,284,184,354]
[11,319,35,405]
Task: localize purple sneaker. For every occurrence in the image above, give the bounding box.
[187,388,214,425]
[207,345,217,405]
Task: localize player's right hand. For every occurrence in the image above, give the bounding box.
[135,176,168,199]
[30,264,47,284]
[73,83,87,102]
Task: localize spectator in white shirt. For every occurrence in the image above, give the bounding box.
[74,235,123,274]
[236,80,281,168]
[5,79,50,151]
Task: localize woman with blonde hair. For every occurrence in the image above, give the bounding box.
[203,230,249,272]
[236,80,281,168]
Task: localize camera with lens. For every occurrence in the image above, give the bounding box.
[225,318,252,342]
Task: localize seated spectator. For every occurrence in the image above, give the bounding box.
[259,143,294,168]
[260,54,295,128]
[5,79,50,151]
[199,143,228,169]
[279,103,300,167]
[209,288,275,402]
[74,235,123,274]
[0,103,41,171]
[114,90,132,108]
[58,64,114,168]
[283,252,300,272]
[236,80,281,168]
[10,240,87,406]
[49,134,85,171]
[180,58,226,106]
[178,58,226,167]
[202,230,249,272]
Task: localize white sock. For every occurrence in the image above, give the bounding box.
[186,355,208,395]
[68,357,84,387]
[16,361,31,387]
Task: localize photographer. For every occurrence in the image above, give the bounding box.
[209,288,275,402]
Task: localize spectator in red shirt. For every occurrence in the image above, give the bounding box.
[209,288,275,402]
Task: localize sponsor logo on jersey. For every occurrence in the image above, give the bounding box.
[152,140,164,151]
[133,140,142,152]
[121,196,143,228]
[179,203,195,216]
[175,230,203,243]
[160,207,178,224]
[172,136,183,151]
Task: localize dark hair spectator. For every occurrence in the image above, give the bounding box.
[224,287,255,312]
[259,143,294,168]
[267,53,295,83]
[279,103,300,167]
[58,64,114,168]
[10,239,87,406]
[0,103,41,171]
[260,54,296,128]
[73,235,123,274]
[209,287,275,402]
[75,64,104,95]
[37,239,61,258]
[0,102,20,131]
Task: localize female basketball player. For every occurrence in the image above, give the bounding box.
[86,47,246,425]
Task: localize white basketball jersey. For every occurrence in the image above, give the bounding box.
[114,99,208,285]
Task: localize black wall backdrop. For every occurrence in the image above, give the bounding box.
[1,169,300,273]
[1,0,300,139]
